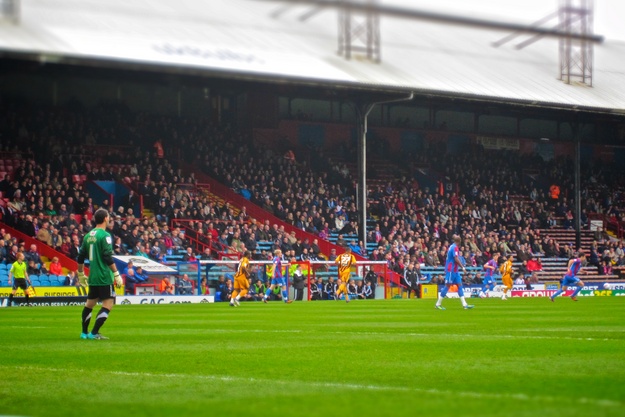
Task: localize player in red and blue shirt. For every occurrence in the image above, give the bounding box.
[550,253,586,302]
[435,235,474,310]
[263,249,292,304]
[479,252,500,298]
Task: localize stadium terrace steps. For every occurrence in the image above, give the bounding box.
[538,228,596,254]
[326,156,409,191]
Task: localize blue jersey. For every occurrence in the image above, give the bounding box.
[445,244,460,273]
[566,258,582,277]
[273,256,283,278]
[484,259,497,278]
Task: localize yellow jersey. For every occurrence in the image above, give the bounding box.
[235,256,250,280]
[10,260,28,279]
[335,252,356,282]
[500,260,513,278]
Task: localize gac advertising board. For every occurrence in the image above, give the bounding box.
[117,295,214,304]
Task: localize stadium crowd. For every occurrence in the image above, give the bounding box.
[1,100,624,292]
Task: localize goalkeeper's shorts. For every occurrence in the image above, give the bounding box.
[87,285,117,300]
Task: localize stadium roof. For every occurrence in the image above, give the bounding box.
[2,0,625,113]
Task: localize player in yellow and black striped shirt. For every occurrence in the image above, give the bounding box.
[335,247,356,303]
[230,250,252,307]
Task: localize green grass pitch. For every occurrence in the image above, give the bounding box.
[1,297,624,417]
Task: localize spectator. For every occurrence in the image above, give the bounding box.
[362,280,373,299]
[527,257,543,273]
[24,244,43,269]
[48,256,63,276]
[68,234,81,260]
[176,273,194,295]
[356,280,366,299]
[600,260,613,276]
[292,264,306,301]
[325,277,337,300]
[0,239,7,264]
[27,259,44,276]
[65,270,80,287]
[221,278,233,301]
[347,279,357,299]
[523,274,534,290]
[200,277,210,295]
[309,276,322,300]
[6,244,18,264]
[215,275,227,298]
[364,267,378,296]
[123,261,148,294]
[134,266,148,283]
[182,247,197,262]
[159,276,175,295]
[37,221,53,246]
[250,279,266,301]
[50,226,63,251]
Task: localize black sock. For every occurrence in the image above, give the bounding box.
[91,307,110,335]
[81,307,93,334]
[25,294,29,305]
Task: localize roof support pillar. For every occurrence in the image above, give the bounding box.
[354,92,414,250]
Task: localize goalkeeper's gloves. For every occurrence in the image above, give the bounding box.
[77,271,89,287]
[113,271,123,288]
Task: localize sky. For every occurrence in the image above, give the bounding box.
[386,0,625,42]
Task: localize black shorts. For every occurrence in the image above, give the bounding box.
[13,278,28,291]
[87,285,116,301]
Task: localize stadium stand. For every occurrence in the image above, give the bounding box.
[0,98,624,293]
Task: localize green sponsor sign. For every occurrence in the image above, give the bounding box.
[580,289,625,297]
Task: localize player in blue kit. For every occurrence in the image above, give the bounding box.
[550,252,586,302]
[263,249,292,304]
[479,252,500,298]
[435,235,474,310]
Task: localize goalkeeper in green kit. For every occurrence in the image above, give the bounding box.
[77,208,123,340]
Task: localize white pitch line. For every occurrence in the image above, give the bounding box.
[6,325,621,341]
[191,328,620,342]
[320,331,618,342]
[4,365,622,408]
